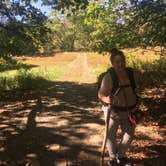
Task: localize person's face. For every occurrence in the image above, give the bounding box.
[112,55,125,71]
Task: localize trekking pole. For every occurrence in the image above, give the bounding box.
[100,105,111,166]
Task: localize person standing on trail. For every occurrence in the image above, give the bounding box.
[98,48,142,166]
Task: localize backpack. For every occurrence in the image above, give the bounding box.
[97,67,136,96]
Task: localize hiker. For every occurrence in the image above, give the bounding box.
[98,48,142,166]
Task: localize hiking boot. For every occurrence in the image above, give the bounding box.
[107,158,117,166]
[117,157,133,166]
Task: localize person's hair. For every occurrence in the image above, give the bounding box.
[109,48,125,64]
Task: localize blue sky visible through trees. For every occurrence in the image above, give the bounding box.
[32,0,52,16]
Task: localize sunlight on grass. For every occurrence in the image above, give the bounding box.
[89,51,166,85]
[32,66,65,80]
[0,66,65,91]
[0,50,165,91]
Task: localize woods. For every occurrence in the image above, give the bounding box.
[0,1,166,166]
[0,0,165,56]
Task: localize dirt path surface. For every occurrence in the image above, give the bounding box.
[57,53,96,83]
[0,53,165,166]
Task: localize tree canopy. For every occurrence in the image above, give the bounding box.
[0,0,48,58]
[0,0,165,58]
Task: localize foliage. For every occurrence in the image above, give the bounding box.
[0,65,64,91]
[46,10,77,51]
[0,0,165,56]
[96,53,166,85]
[0,0,48,58]
[0,59,34,72]
[42,0,89,12]
[84,1,121,52]
[83,0,166,52]
[125,0,166,49]
[125,53,166,85]
[137,58,166,85]
[44,0,165,53]
[45,8,94,51]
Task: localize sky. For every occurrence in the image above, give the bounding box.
[19,0,166,17]
[32,0,52,16]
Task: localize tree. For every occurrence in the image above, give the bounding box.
[83,0,166,52]
[0,0,48,59]
[126,0,166,50]
[84,1,127,52]
[45,7,94,52]
[1,0,165,56]
[42,0,89,12]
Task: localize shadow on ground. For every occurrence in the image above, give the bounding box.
[0,59,38,72]
[0,80,103,166]
[142,97,166,127]
[0,79,165,166]
[130,95,166,166]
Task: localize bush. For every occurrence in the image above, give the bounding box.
[0,66,64,91]
[95,53,166,86]
[140,58,166,85]
[124,53,166,85]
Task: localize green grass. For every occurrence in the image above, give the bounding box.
[125,53,166,85]
[0,52,165,92]
[93,64,110,78]
[93,53,166,86]
[31,66,64,80]
[0,58,35,72]
[0,65,65,91]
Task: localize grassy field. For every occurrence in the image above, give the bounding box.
[0,49,165,91]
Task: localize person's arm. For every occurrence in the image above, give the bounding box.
[98,73,112,105]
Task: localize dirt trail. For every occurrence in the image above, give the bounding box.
[58,53,96,83]
[0,53,165,166]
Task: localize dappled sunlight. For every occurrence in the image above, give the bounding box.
[0,0,165,163]
[142,87,165,100]
[0,51,165,165]
[0,81,102,165]
[136,125,163,141]
[0,77,165,165]
[0,59,38,73]
[0,78,165,166]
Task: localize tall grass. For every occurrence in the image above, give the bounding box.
[0,52,165,92]
[0,66,64,91]
[126,54,166,85]
[95,53,166,86]
[0,58,34,72]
